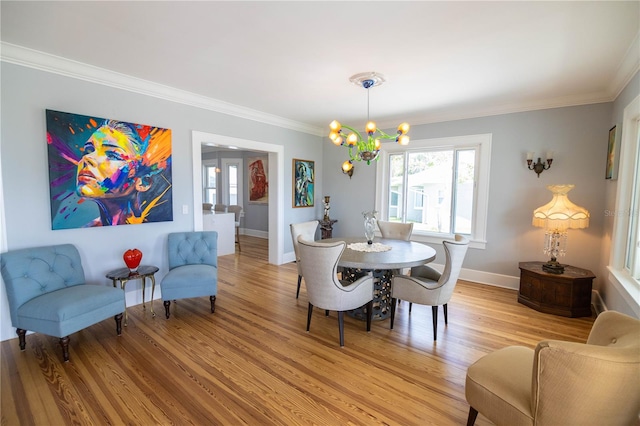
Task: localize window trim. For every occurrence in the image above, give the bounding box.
[608,94,640,310]
[375,133,492,249]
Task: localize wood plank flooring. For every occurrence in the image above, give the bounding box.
[1,235,595,425]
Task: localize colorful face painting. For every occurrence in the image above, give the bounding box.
[46,110,173,229]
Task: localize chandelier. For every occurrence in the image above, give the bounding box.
[329,72,410,172]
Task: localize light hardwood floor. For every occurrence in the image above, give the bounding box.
[1,236,595,425]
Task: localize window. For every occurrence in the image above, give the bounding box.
[202,161,219,204]
[610,94,640,302]
[228,164,238,205]
[375,134,491,248]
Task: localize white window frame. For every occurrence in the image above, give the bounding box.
[221,157,243,207]
[375,133,491,249]
[608,94,640,308]
[202,159,218,204]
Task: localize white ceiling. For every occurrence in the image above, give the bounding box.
[1,1,639,135]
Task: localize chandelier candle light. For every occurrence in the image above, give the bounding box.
[329,72,410,173]
[532,184,590,274]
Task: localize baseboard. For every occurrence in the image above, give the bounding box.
[592,290,607,316]
[241,228,268,239]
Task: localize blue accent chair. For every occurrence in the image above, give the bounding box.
[161,232,218,319]
[0,244,125,362]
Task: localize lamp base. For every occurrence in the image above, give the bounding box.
[542,258,565,274]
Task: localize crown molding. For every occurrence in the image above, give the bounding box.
[609,30,640,99]
[0,42,325,137]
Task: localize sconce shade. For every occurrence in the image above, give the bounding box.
[532,184,589,231]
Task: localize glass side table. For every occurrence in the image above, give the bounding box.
[106,265,159,325]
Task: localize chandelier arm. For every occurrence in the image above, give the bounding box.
[340,124,364,142]
[375,128,398,140]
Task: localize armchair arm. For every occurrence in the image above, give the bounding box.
[410,264,442,281]
[532,339,640,425]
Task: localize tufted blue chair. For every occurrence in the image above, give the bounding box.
[0,244,125,362]
[161,231,218,319]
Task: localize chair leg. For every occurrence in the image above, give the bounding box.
[338,311,345,347]
[390,298,397,329]
[444,303,448,325]
[466,407,479,426]
[236,226,241,252]
[296,275,302,299]
[164,300,171,319]
[325,310,329,316]
[16,328,26,350]
[409,302,413,313]
[366,300,373,332]
[431,305,438,340]
[306,303,313,331]
[59,336,70,362]
[115,313,123,335]
[210,295,216,313]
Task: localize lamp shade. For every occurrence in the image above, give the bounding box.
[532,184,590,231]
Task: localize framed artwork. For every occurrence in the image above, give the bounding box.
[248,156,268,204]
[46,109,173,229]
[293,159,314,208]
[605,124,621,180]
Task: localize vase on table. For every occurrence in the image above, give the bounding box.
[363,210,377,245]
[123,248,143,273]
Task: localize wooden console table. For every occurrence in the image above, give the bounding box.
[319,219,338,239]
[518,261,594,317]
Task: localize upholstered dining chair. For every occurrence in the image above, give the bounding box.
[390,234,469,340]
[297,238,374,347]
[289,220,320,298]
[161,231,218,319]
[377,220,414,241]
[0,244,125,362]
[214,203,227,213]
[202,202,213,211]
[227,205,243,252]
[465,310,640,426]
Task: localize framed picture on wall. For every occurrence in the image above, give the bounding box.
[293,159,314,208]
[605,124,621,180]
[248,156,268,204]
[46,109,173,229]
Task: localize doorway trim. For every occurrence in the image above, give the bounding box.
[192,131,284,265]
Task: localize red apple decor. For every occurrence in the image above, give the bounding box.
[123,248,143,272]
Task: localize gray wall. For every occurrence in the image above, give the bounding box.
[323,102,612,293]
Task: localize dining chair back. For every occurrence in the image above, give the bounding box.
[377,220,414,241]
[289,220,319,298]
[390,234,469,340]
[297,237,374,346]
[227,205,243,251]
[214,204,227,213]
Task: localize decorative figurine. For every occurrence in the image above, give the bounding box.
[323,196,331,220]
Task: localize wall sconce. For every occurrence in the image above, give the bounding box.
[342,160,354,178]
[527,151,554,177]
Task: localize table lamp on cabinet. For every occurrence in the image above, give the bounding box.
[532,184,590,274]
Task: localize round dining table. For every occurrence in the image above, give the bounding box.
[322,237,436,320]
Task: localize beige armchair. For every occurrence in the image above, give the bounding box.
[297,238,374,347]
[465,310,640,426]
[377,220,413,241]
[289,220,319,298]
[390,234,469,340]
